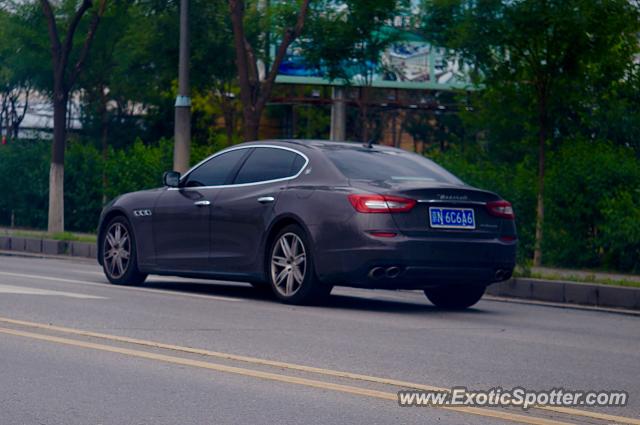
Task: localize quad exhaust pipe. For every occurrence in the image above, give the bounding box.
[368,267,385,280]
[386,266,401,279]
[494,269,512,281]
[369,266,402,280]
[371,267,510,281]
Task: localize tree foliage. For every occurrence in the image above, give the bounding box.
[422,0,640,265]
[228,0,311,141]
[0,138,213,231]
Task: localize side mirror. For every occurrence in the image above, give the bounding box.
[163,171,181,188]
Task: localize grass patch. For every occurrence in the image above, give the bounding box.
[514,268,640,288]
[48,232,96,243]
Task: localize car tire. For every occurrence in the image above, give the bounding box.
[249,281,271,293]
[424,285,486,310]
[101,216,147,286]
[268,224,332,305]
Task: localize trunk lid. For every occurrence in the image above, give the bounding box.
[351,181,504,239]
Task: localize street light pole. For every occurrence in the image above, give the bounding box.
[174,0,191,173]
[330,86,346,141]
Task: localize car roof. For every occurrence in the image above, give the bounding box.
[238,139,403,154]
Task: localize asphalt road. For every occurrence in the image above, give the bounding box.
[0,254,638,425]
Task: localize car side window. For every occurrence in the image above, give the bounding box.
[234,148,304,184]
[183,149,248,187]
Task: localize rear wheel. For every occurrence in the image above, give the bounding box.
[268,225,331,304]
[101,216,147,286]
[424,285,485,310]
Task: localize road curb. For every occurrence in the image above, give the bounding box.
[0,250,97,265]
[483,295,640,316]
[0,236,95,260]
[486,278,640,310]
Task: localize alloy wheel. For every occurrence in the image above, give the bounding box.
[271,232,307,297]
[103,222,131,279]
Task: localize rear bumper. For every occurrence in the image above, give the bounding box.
[315,236,516,289]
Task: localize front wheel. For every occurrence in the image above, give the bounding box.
[101,216,147,286]
[424,285,486,310]
[268,225,331,305]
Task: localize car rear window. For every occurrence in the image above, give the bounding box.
[324,148,463,184]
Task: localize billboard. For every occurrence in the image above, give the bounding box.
[275,12,473,91]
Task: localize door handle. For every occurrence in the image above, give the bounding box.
[194,200,211,207]
[257,196,275,204]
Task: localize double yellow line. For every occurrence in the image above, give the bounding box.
[0,316,637,425]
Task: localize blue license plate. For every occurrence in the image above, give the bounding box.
[429,207,475,229]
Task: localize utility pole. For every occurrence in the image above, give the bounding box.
[174,0,191,173]
[330,86,346,141]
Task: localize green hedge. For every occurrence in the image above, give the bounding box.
[0,138,214,233]
[0,141,50,230]
[544,139,640,271]
[431,140,640,272]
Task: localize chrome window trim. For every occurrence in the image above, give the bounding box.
[169,144,309,190]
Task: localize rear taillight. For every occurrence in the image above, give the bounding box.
[486,200,515,219]
[348,194,416,213]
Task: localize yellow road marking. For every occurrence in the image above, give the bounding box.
[0,317,447,390]
[0,316,638,425]
[0,326,574,425]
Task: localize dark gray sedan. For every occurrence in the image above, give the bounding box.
[97,140,517,309]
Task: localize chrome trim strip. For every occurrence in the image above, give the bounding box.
[417,199,487,206]
[168,144,309,191]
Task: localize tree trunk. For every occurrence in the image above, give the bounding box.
[48,91,67,233]
[41,0,107,233]
[533,94,547,267]
[396,122,404,149]
[223,108,235,146]
[391,111,399,148]
[360,87,369,143]
[1,96,8,142]
[291,105,298,138]
[243,108,260,141]
[100,86,109,205]
[9,91,25,140]
[218,91,236,146]
[228,0,309,142]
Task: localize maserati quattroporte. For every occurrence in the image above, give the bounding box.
[97,140,517,309]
